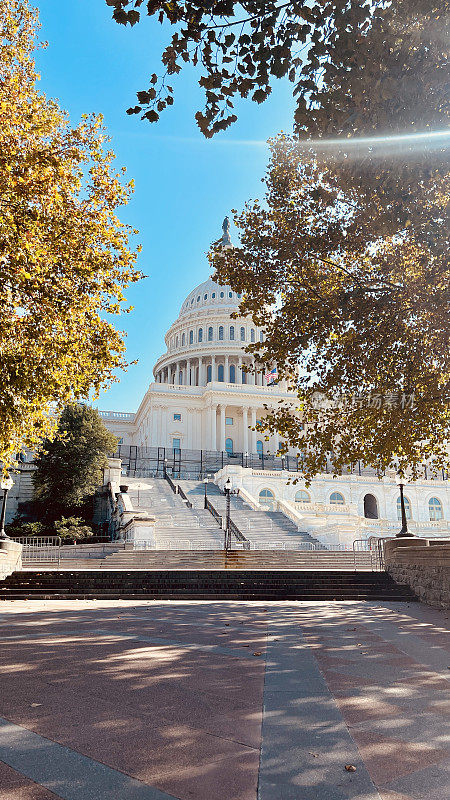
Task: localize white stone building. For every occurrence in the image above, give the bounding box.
[98,225,449,543]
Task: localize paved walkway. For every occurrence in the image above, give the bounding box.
[0,599,448,800]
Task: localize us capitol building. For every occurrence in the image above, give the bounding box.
[96,221,450,545]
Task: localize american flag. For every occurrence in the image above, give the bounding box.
[264,367,278,385]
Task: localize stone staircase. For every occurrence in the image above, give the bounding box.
[125,476,224,548]
[0,568,416,601]
[178,479,324,549]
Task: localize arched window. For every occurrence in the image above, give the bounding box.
[218,364,224,382]
[364,494,378,519]
[260,331,264,342]
[181,332,186,346]
[197,295,200,302]
[207,365,212,382]
[208,326,213,341]
[212,292,216,298]
[230,326,235,340]
[295,490,310,503]
[429,497,443,521]
[189,330,193,344]
[204,293,208,300]
[330,492,345,505]
[228,291,232,298]
[229,364,236,383]
[256,440,263,455]
[242,369,247,384]
[175,335,179,347]
[397,496,412,520]
[225,438,233,454]
[259,488,275,509]
[240,327,245,341]
[198,328,203,342]
[251,328,255,342]
[219,325,224,340]
[220,291,224,298]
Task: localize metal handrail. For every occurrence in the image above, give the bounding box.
[228,518,250,549]
[206,498,223,529]
[177,485,193,508]
[165,473,177,494]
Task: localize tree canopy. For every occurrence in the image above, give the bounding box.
[32,404,118,520]
[107,1,447,140]
[211,138,450,479]
[0,0,141,470]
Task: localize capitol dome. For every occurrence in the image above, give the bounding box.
[179,278,242,319]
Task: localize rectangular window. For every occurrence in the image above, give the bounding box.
[225,417,233,425]
[173,413,181,421]
[172,438,181,450]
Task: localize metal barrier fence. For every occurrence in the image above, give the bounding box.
[114,444,449,482]
[12,537,62,565]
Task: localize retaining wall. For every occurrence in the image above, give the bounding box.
[385,538,450,609]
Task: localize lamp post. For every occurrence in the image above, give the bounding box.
[204,476,208,509]
[163,458,168,479]
[224,478,232,550]
[223,477,239,550]
[395,474,409,537]
[0,476,14,540]
[244,451,248,469]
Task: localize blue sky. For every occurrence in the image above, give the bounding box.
[36,1,294,411]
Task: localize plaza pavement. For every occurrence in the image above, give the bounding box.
[0,599,448,800]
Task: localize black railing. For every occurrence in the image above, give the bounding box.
[165,473,177,494]
[228,518,250,549]
[206,498,223,529]
[177,485,192,508]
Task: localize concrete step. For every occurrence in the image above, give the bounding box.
[0,568,416,601]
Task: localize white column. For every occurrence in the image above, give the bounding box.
[151,404,159,446]
[242,407,249,454]
[238,356,243,384]
[224,355,229,383]
[250,408,257,453]
[161,405,168,446]
[186,359,191,386]
[198,356,203,386]
[219,404,226,452]
[211,354,216,382]
[210,404,217,450]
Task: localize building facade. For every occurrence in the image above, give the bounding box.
[100,275,296,457]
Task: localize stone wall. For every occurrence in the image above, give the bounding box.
[0,539,22,580]
[385,539,450,609]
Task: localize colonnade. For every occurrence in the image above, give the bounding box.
[155,355,267,387]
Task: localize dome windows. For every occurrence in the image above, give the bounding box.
[219,326,224,341]
[189,330,194,344]
[208,326,213,341]
[220,291,224,298]
[251,328,255,342]
[198,328,203,342]
[230,326,235,340]
[204,293,208,300]
[228,291,232,298]
[240,327,245,341]
[181,333,186,346]
[212,292,216,298]
[197,295,200,302]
